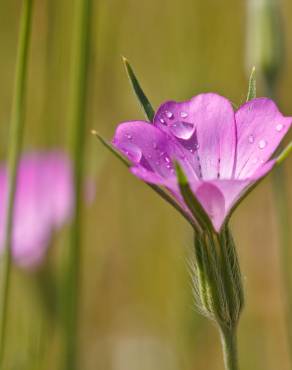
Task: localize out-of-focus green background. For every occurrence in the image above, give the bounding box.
[0,0,291,369]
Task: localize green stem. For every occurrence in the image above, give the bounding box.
[272,165,292,364]
[0,0,33,366]
[63,0,91,369]
[266,83,292,369]
[220,328,239,370]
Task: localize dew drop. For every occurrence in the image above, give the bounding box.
[258,139,267,149]
[165,110,173,119]
[164,156,170,163]
[180,111,188,118]
[159,117,166,124]
[248,135,254,143]
[126,133,132,140]
[275,123,283,132]
[170,121,194,140]
[195,143,200,150]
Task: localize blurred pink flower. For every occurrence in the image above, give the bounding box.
[0,151,74,269]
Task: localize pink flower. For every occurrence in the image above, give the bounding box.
[112,94,291,231]
[0,151,74,269]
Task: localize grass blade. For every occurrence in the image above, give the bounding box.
[63,0,92,369]
[0,0,34,366]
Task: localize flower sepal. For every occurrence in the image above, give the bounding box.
[122,56,154,121]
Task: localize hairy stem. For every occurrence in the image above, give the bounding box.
[220,327,239,370]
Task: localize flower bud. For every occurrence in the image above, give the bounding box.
[192,227,244,331]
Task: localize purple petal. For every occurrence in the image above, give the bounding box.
[154,93,236,180]
[130,166,169,185]
[192,182,225,232]
[113,121,195,181]
[235,98,291,179]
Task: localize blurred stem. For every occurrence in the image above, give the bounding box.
[220,328,239,370]
[273,164,292,360]
[266,82,292,367]
[246,0,292,365]
[0,0,33,366]
[63,0,91,369]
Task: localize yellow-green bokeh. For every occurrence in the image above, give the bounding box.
[0,1,291,369]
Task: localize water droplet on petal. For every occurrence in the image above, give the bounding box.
[164,156,170,163]
[159,117,166,124]
[170,121,194,140]
[276,123,283,132]
[126,133,132,140]
[195,143,200,150]
[248,135,254,143]
[180,111,188,118]
[165,110,173,119]
[258,140,267,149]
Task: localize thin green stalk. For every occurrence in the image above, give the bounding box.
[246,0,292,365]
[273,165,292,359]
[63,0,91,369]
[220,328,239,370]
[266,84,292,368]
[0,0,33,366]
